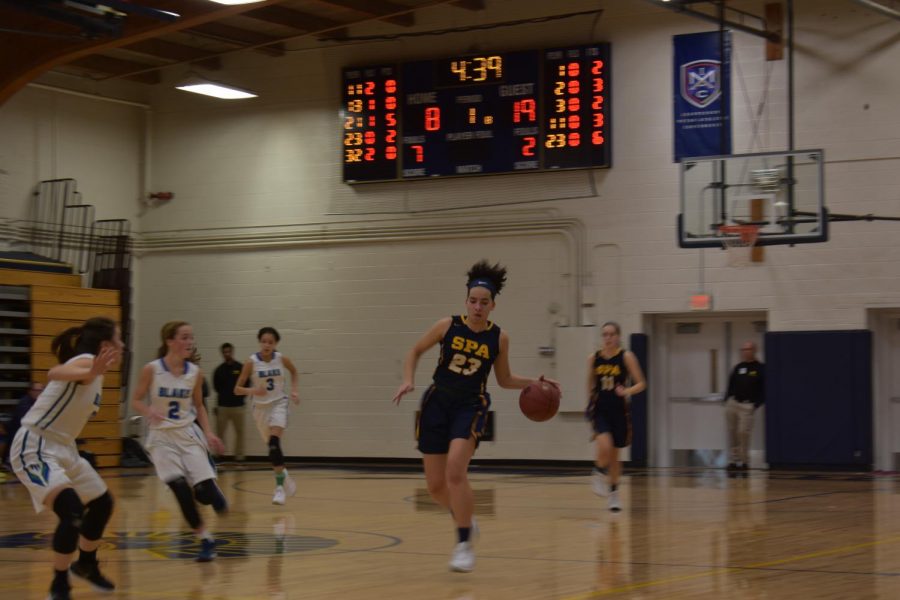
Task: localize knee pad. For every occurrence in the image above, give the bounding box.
[80,491,113,541]
[52,488,84,554]
[193,479,228,514]
[166,477,202,530]
[268,435,284,467]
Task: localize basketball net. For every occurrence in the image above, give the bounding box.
[718,224,759,267]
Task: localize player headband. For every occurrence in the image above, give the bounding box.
[467,278,497,297]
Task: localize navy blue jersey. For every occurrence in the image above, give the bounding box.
[591,349,628,401]
[432,316,501,394]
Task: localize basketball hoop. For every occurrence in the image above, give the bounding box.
[718,224,760,267]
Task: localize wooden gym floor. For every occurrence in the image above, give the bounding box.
[1,465,899,599]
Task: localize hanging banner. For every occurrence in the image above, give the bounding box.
[673,30,731,162]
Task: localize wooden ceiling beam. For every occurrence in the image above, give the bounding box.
[188,22,285,57]
[66,55,161,84]
[0,0,287,105]
[244,5,344,33]
[451,0,485,10]
[124,39,221,70]
[312,0,415,27]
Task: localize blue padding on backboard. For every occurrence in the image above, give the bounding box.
[765,330,872,467]
[629,333,649,466]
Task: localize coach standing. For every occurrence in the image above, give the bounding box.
[725,341,764,471]
[214,343,247,462]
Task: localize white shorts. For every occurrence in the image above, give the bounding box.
[10,428,108,514]
[252,398,289,442]
[145,424,216,486]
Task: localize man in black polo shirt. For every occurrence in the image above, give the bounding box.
[214,343,247,462]
[725,341,764,471]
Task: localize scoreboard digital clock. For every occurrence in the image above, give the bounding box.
[341,44,611,183]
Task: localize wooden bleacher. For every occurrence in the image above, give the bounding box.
[1,268,123,467]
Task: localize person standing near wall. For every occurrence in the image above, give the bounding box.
[213,343,246,463]
[725,341,764,471]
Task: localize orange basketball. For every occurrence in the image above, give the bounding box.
[519,381,561,422]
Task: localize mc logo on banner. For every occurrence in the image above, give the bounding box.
[673,31,731,162]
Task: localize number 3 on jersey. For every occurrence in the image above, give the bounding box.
[266,378,275,391]
[448,353,482,376]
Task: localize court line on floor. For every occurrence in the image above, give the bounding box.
[559,533,900,599]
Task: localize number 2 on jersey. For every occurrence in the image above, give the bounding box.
[448,353,482,376]
[168,400,180,420]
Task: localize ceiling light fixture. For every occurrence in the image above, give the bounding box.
[207,1,267,5]
[176,78,257,100]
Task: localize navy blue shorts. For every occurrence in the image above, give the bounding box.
[416,384,491,454]
[587,394,632,448]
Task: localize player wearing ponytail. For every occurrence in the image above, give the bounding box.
[11,317,123,600]
[393,260,558,573]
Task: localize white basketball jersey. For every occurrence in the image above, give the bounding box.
[249,351,287,405]
[147,358,199,430]
[22,353,103,445]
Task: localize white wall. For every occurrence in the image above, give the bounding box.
[0,86,145,228]
[2,0,899,460]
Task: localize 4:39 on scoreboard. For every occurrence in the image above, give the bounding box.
[341,44,611,183]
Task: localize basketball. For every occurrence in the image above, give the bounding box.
[519,380,561,422]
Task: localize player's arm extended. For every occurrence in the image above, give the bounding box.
[494,331,548,390]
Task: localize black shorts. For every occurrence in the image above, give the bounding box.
[587,394,632,448]
[416,384,491,454]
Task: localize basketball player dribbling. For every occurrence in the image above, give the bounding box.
[393,260,558,572]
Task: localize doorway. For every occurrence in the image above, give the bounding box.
[651,313,767,467]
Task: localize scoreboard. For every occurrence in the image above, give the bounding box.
[342,44,611,183]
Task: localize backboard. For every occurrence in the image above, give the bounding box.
[678,149,827,248]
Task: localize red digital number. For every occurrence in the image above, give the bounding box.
[567,132,581,147]
[368,116,376,127]
[592,95,604,110]
[567,61,580,77]
[385,79,397,93]
[513,98,536,123]
[385,96,397,110]
[592,60,604,75]
[593,78,605,93]
[386,112,397,127]
[364,131,376,145]
[364,81,375,96]
[385,130,397,143]
[592,131,605,145]
[568,115,581,129]
[368,99,376,110]
[424,107,441,131]
[364,148,376,161]
[411,144,424,163]
[567,80,580,95]
[593,113,605,128]
[567,97,580,112]
[521,136,536,157]
[386,146,397,160]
